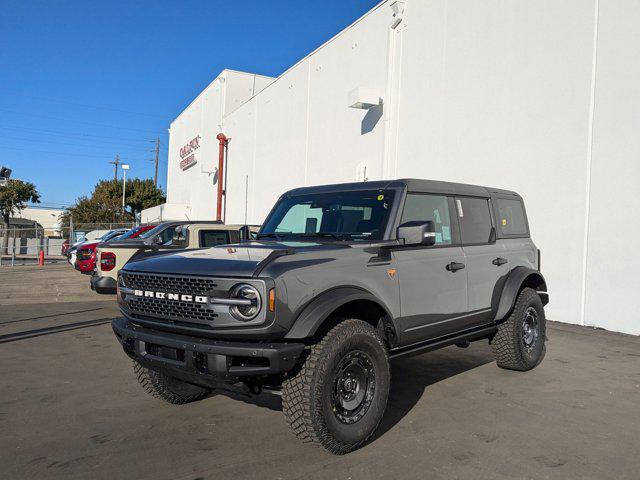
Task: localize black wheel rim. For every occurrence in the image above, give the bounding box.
[331,350,376,424]
[522,306,540,352]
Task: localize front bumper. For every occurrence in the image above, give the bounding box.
[91,275,117,294]
[112,318,305,387]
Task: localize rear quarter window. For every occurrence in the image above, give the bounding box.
[200,230,230,247]
[496,198,528,236]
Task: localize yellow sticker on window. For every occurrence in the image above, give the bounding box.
[377,194,384,201]
[502,218,507,226]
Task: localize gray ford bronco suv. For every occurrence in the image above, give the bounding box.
[112,179,548,454]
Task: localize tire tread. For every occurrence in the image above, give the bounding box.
[281,319,389,454]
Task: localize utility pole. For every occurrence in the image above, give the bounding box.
[153,138,160,187]
[121,164,130,214]
[109,154,120,181]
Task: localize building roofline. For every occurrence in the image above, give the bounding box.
[222,0,390,119]
[169,69,275,128]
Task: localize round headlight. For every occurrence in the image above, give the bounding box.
[229,284,262,321]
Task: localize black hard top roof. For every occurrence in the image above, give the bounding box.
[284,179,520,198]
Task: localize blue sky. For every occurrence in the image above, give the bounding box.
[0,0,378,208]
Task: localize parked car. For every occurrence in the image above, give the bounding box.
[112,179,548,454]
[75,241,100,274]
[114,225,156,240]
[91,222,258,294]
[69,229,128,269]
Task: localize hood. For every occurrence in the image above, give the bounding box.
[98,238,149,249]
[123,241,348,277]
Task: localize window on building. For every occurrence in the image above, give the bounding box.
[400,194,452,245]
[456,197,493,244]
[496,198,528,236]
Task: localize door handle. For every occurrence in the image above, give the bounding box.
[446,261,465,272]
[492,257,508,266]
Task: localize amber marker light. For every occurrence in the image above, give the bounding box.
[268,288,276,312]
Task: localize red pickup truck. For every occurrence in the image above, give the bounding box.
[74,225,155,274]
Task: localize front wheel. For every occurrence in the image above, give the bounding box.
[491,287,546,371]
[282,319,390,454]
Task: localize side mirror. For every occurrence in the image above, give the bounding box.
[154,235,164,245]
[397,221,437,246]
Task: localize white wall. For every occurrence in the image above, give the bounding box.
[223,1,391,224]
[141,203,191,223]
[16,207,63,230]
[164,0,640,335]
[394,0,597,328]
[163,70,274,221]
[583,0,640,334]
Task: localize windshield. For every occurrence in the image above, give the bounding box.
[113,225,150,240]
[139,223,170,239]
[115,227,142,240]
[259,189,396,241]
[101,230,124,242]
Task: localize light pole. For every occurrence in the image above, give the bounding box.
[121,164,130,214]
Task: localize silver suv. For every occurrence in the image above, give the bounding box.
[112,179,548,454]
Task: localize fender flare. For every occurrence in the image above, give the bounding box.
[284,287,393,340]
[494,266,548,322]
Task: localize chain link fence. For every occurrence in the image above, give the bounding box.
[0,222,135,267]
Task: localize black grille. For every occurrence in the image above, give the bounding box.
[128,297,218,323]
[122,272,218,296]
[122,272,219,323]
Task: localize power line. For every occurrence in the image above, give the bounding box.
[0,144,151,162]
[0,134,158,150]
[0,124,163,144]
[0,108,165,135]
[0,90,167,119]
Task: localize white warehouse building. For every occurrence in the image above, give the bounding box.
[144,0,640,336]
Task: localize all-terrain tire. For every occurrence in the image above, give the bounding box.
[492,287,546,371]
[133,361,210,404]
[281,319,390,455]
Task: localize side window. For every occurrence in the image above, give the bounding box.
[496,198,528,236]
[157,226,176,244]
[200,230,230,247]
[169,225,188,247]
[456,197,493,244]
[400,194,452,245]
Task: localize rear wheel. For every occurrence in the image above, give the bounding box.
[491,287,546,371]
[133,361,210,404]
[282,319,390,454]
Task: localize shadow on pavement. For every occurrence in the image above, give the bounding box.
[371,345,495,443]
[218,344,495,434]
[0,318,112,344]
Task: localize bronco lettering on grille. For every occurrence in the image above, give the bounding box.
[133,290,208,303]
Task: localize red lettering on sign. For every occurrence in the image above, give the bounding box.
[179,135,201,159]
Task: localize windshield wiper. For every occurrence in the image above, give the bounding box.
[256,232,286,240]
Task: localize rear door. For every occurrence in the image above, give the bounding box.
[455,196,503,323]
[393,193,468,346]
[493,196,538,270]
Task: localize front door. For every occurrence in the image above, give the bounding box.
[393,194,468,346]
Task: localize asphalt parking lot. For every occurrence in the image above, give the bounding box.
[1,265,639,480]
